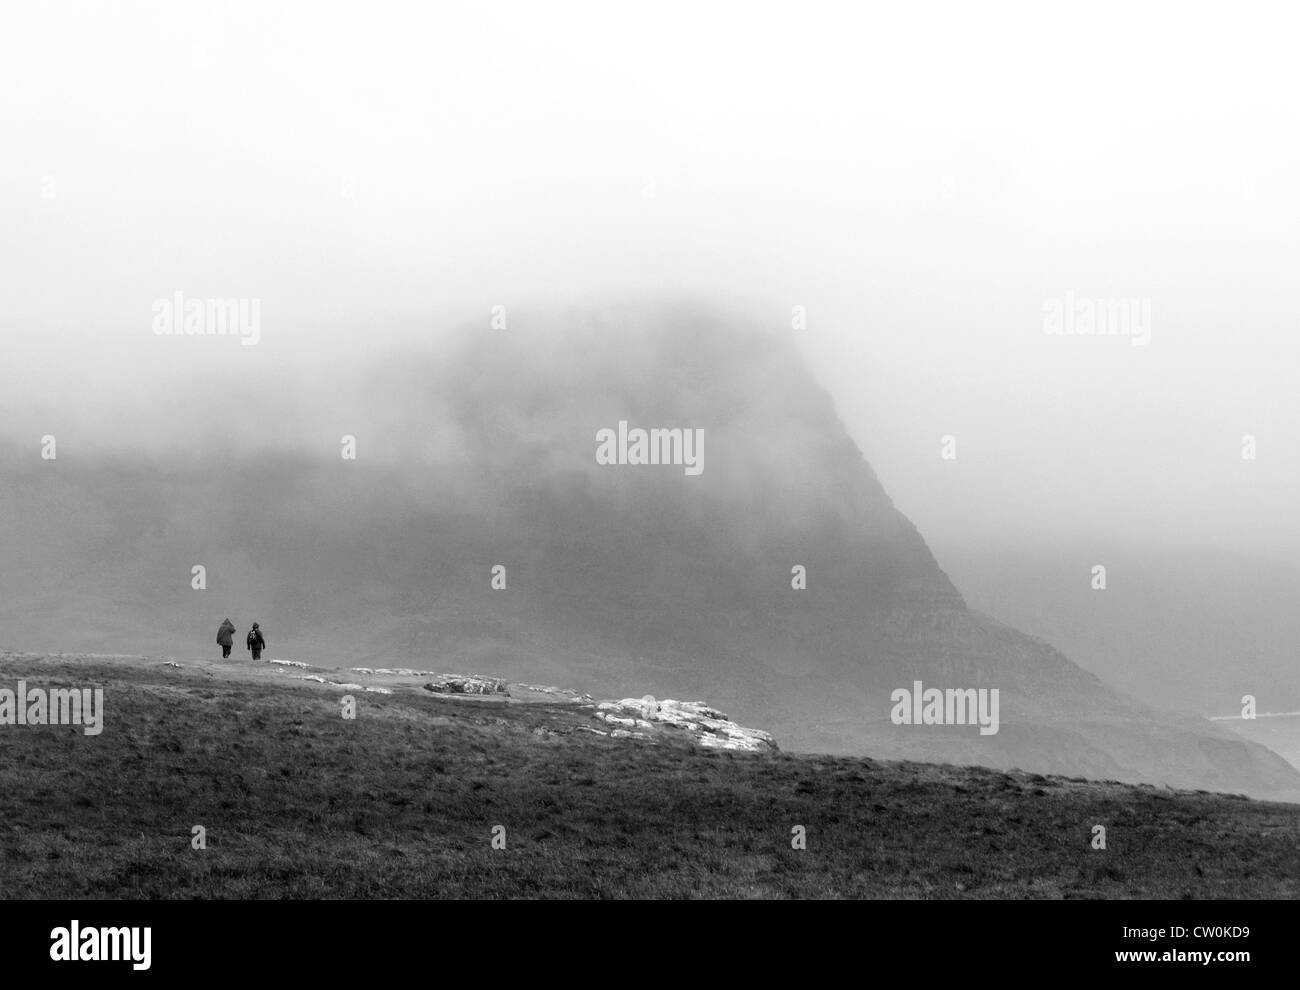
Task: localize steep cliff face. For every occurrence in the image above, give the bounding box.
[2,300,1297,800]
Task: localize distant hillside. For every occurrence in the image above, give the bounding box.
[937,545,1300,717]
[2,651,1298,899]
[2,299,1298,800]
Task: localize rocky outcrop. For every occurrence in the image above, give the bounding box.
[588,695,778,753]
[515,682,596,704]
[353,666,443,678]
[424,674,509,696]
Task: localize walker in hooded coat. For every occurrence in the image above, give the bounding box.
[216,618,236,658]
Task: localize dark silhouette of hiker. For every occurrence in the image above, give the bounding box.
[216,618,236,659]
[246,622,266,661]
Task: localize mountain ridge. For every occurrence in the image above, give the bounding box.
[1,300,1297,800]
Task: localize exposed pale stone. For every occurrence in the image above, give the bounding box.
[592,696,777,752]
[351,667,442,678]
[423,675,509,695]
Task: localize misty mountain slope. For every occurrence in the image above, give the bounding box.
[2,300,1298,800]
[938,545,1300,717]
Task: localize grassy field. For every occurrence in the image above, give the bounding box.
[2,652,1298,899]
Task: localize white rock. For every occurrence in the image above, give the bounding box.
[351,667,442,677]
[590,694,777,752]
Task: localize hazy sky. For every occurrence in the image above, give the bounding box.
[2,1,1297,562]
